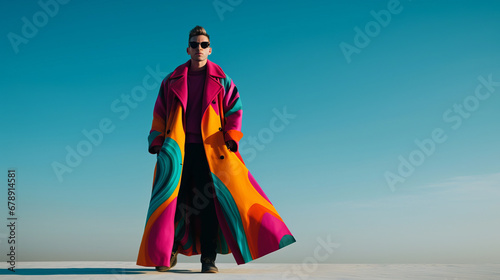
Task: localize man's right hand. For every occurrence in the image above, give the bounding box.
[151,146,161,154]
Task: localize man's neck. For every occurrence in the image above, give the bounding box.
[190,60,207,72]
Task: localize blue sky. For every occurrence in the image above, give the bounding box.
[1,0,500,264]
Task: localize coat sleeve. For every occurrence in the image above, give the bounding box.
[147,77,169,154]
[222,75,244,152]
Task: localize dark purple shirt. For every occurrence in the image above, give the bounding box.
[186,68,206,143]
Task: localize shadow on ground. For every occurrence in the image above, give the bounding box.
[0,267,200,275]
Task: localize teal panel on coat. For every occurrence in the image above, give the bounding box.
[146,138,182,223]
[211,173,252,263]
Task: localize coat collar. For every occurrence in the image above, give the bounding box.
[168,59,225,115]
[170,59,225,79]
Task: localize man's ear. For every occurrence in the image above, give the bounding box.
[186,47,190,55]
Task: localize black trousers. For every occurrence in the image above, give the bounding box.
[175,143,219,260]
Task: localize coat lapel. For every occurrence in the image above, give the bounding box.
[203,60,226,116]
[168,61,189,113]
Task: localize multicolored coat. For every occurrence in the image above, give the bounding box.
[136,59,295,267]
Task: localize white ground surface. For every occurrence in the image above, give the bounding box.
[1,262,499,279]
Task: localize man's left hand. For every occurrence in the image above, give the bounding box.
[225,140,237,152]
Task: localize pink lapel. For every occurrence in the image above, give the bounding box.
[202,59,226,115]
[168,60,190,113]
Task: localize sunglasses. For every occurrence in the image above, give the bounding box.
[189,41,210,49]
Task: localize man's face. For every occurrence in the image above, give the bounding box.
[187,35,211,62]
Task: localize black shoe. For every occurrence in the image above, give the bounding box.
[170,250,178,268]
[155,266,169,272]
[155,250,179,272]
[201,256,218,273]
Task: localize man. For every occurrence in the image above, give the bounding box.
[137,26,295,273]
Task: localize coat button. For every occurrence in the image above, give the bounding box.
[218,127,222,131]
[220,155,224,159]
[166,130,170,134]
[212,100,216,104]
